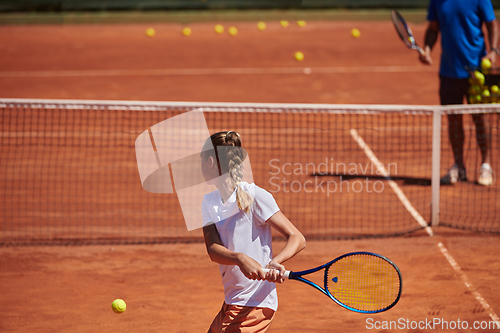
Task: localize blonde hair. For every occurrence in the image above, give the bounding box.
[203,131,253,213]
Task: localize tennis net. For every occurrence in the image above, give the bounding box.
[1,99,498,245]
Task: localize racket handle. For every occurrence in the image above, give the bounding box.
[262,268,291,279]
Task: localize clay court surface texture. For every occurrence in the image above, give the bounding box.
[0,16,499,332]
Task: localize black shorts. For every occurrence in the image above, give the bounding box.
[439,75,469,106]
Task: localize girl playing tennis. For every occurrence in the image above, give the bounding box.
[201,131,306,333]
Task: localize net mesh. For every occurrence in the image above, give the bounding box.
[0,99,499,245]
[326,253,401,312]
[439,106,500,232]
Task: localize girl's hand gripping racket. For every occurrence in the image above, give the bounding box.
[391,9,425,56]
[264,252,402,313]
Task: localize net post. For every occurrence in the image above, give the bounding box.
[431,108,442,227]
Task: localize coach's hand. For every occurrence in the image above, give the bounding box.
[419,46,433,65]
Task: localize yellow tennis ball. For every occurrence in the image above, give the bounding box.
[182,27,191,36]
[146,27,155,37]
[280,20,289,27]
[111,299,126,314]
[351,28,361,38]
[491,85,499,94]
[297,20,306,27]
[257,21,266,31]
[228,26,238,36]
[481,58,492,71]
[474,70,485,85]
[214,24,224,34]
[295,51,304,61]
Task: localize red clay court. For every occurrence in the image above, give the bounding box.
[0,13,499,332]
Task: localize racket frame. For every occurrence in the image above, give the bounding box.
[285,251,403,313]
[391,9,425,55]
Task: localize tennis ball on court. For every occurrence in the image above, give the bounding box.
[111,299,126,314]
[257,21,267,31]
[228,26,238,36]
[491,85,499,94]
[295,51,304,61]
[280,20,289,27]
[214,24,224,34]
[297,20,306,27]
[481,58,492,72]
[182,27,191,36]
[146,27,155,37]
[351,28,361,38]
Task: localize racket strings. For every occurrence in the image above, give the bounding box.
[326,254,401,312]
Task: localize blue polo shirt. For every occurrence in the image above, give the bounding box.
[427,0,496,78]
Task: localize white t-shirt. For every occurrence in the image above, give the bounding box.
[201,182,280,311]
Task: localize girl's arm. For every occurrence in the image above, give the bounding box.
[266,211,306,282]
[203,223,267,280]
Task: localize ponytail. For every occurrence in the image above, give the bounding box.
[206,131,254,213]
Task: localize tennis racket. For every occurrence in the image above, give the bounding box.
[264,252,402,313]
[391,9,425,56]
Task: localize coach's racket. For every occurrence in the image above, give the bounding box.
[264,252,402,313]
[391,9,425,56]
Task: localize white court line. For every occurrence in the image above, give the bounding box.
[438,243,500,329]
[350,128,500,329]
[0,66,436,78]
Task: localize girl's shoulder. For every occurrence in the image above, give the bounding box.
[244,182,273,198]
[238,182,276,207]
[239,182,268,199]
[202,189,221,205]
[244,182,280,224]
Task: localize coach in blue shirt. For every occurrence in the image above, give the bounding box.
[420,0,497,186]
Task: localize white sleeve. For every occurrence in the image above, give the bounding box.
[253,186,280,225]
